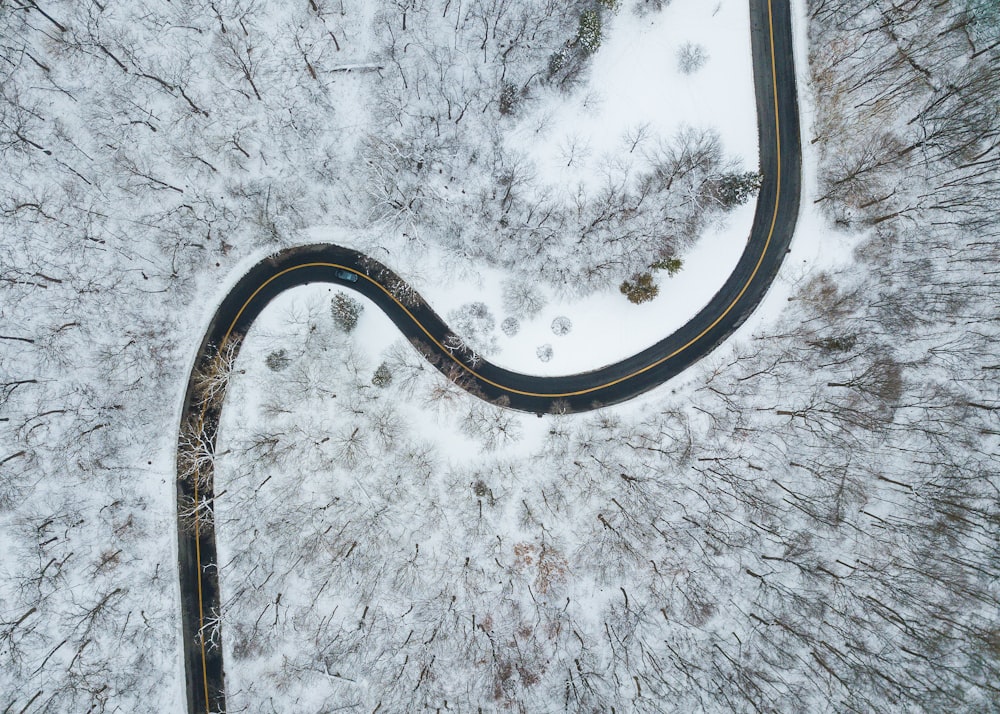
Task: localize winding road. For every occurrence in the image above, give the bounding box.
[176,0,801,710]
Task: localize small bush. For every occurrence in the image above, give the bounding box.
[371,362,393,387]
[536,344,554,362]
[551,316,572,336]
[650,257,683,276]
[331,292,363,332]
[547,48,568,77]
[620,273,660,304]
[577,10,602,55]
[501,317,520,337]
[499,82,519,115]
[265,349,290,372]
[716,171,763,207]
[677,42,708,74]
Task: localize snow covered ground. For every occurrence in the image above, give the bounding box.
[5,0,998,711]
[309,0,763,374]
[415,202,757,375]
[511,0,758,189]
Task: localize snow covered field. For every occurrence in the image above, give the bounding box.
[512,0,757,188]
[311,0,763,374]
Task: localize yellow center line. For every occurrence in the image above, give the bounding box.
[219,3,784,400]
[194,408,210,710]
[219,0,783,399]
[194,0,787,704]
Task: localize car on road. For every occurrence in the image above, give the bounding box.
[334,268,358,282]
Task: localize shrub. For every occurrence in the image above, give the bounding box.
[372,362,393,387]
[577,10,602,55]
[620,273,659,304]
[716,171,763,207]
[650,257,683,276]
[331,292,364,332]
[499,82,518,115]
[551,316,572,336]
[265,349,290,372]
[536,344,554,362]
[677,42,708,74]
[501,317,520,337]
[547,48,568,77]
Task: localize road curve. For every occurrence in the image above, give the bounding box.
[177,0,801,711]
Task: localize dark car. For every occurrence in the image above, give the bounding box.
[334,268,358,283]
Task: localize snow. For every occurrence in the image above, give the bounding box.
[392,200,753,375]
[504,202,758,373]
[470,0,860,378]
[18,0,998,712]
[661,0,863,364]
[297,0,859,392]
[512,0,758,191]
[307,0,763,376]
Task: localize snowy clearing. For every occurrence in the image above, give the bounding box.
[311,0,761,374]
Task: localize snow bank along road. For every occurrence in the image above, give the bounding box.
[176,0,801,710]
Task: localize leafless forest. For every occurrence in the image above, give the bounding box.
[1,0,998,712]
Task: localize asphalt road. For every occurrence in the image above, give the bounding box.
[177,0,801,711]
